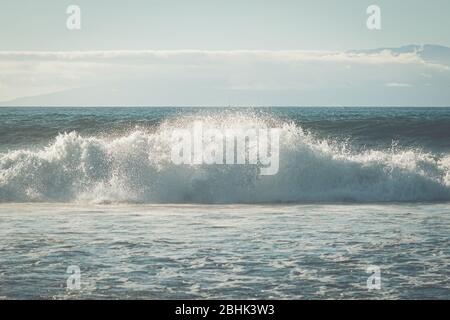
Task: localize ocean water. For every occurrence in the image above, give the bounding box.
[0,107,449,299]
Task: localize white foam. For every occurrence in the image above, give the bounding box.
[1,113,449,203]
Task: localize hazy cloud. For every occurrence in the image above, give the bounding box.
[0,48,449,106]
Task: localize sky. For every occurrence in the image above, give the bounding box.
[0,0,449,106]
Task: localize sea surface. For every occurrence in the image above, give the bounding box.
[0,107,449,299]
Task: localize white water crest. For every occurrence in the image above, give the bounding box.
[1,112,450,203]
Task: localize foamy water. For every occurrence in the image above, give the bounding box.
[1,108,450,203]
[1,107,449,299]
[0,203,449,299]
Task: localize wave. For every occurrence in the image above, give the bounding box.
[1,112,450,203]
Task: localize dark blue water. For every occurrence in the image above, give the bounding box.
[1,107,450,151]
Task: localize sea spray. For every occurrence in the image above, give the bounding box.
[170,121,280,175]
[0,112,449,203]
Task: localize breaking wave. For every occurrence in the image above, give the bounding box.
[1,112,450,203]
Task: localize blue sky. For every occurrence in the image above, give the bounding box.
[1,0,450,50]
[0,1,449,106]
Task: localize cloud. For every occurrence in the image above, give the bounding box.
[385,82,413,88]
[0,48,449,106]
[0,49,432,64]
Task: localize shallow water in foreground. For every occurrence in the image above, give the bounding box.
[0,203,449,299]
